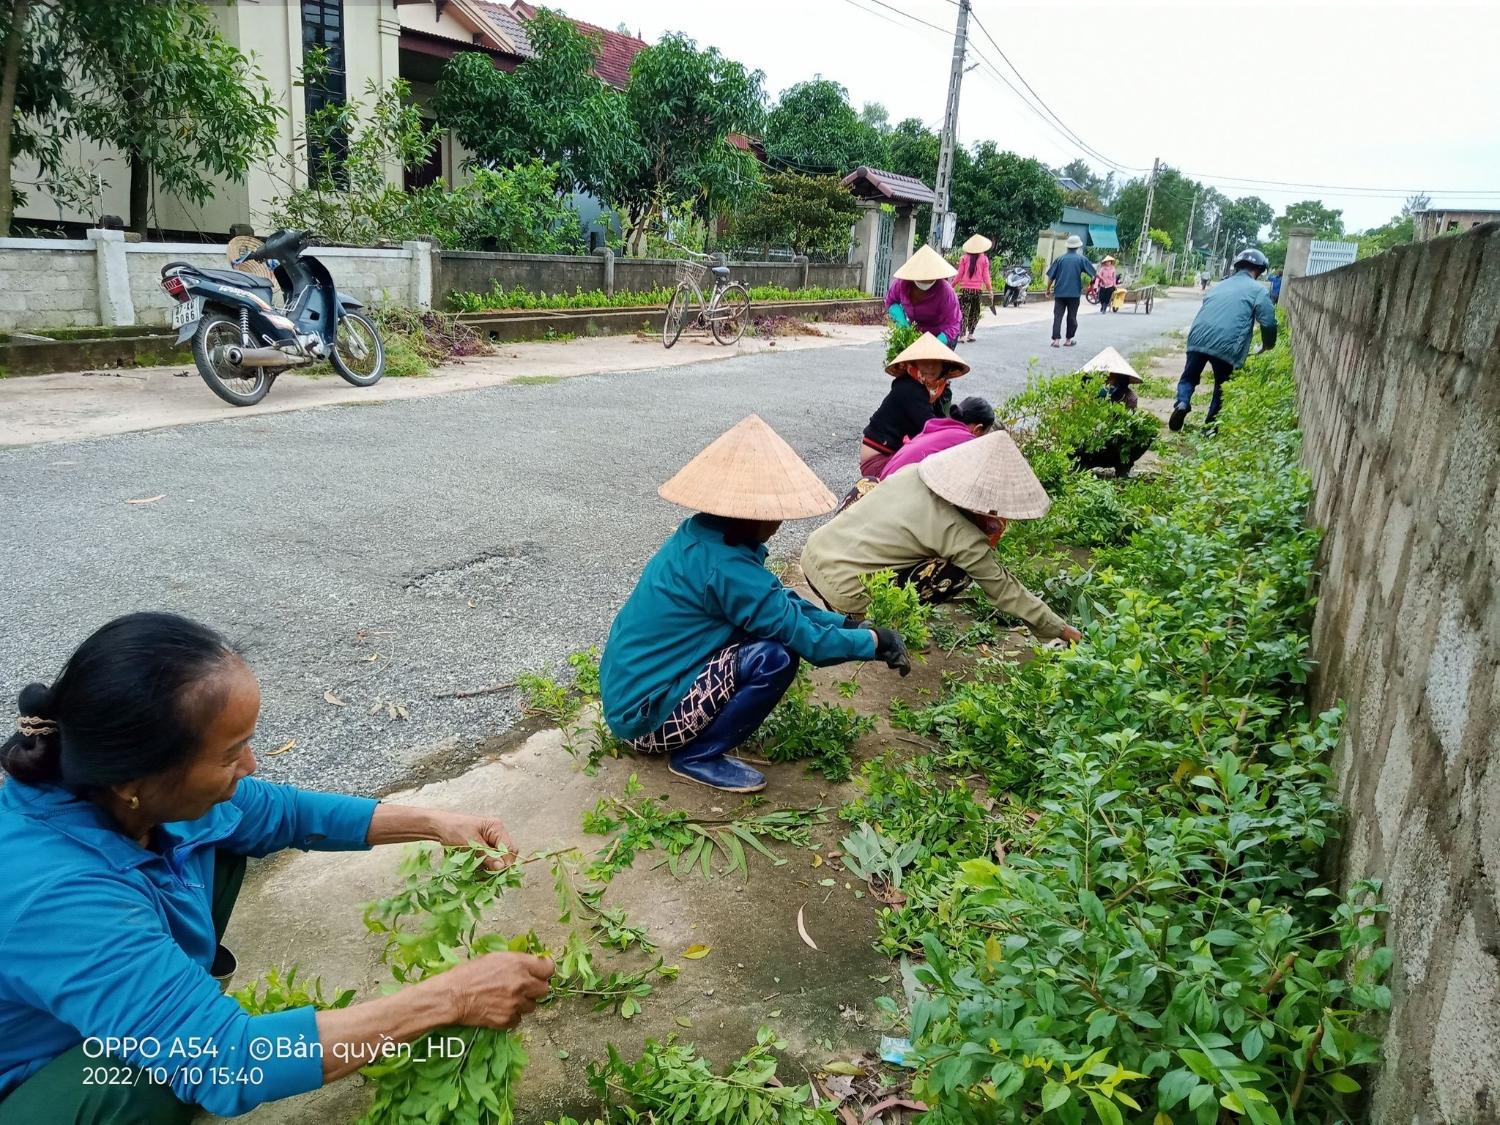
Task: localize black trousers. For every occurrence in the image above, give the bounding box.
[1051,297,1080,340]
[1175,351,1235,421]
[1097,285,1115,311]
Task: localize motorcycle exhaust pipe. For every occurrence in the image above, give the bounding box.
[223,345,309,369]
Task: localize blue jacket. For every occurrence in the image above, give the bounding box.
[1187,270,1278,367]
[1045,251,1094,298]
[600,515,875,740]
[0,777,377,1116]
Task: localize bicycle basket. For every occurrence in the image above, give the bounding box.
[675,258,707,287]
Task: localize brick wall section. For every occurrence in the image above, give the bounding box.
[1287,221,1500,1124]
[0,241,99,331]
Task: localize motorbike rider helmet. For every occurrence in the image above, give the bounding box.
[1232,248,1270,273]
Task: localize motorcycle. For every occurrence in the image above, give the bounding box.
[159,228,385,407]
[1001,266,1031,308]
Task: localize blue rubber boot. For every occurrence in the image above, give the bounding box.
[668,641,800,793]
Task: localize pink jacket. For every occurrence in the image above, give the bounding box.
[955,253,991,291]
[877,416,977,480]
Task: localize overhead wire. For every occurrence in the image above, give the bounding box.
[832,0,1495,207]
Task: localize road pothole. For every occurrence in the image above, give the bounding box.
[403,546,532,605]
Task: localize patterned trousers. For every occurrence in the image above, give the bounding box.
[630,644,740,754]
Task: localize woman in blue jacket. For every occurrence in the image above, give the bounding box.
[0,612,554,1123]
[600,415,910,794]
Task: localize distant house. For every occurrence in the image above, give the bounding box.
[1037,205,1121,263]
[1412,208,1500,241]
[1054,176,1085,193]
[15,0,526,236]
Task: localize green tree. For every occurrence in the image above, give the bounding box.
[858,101,890,133]
[1271,198,1344,241]
[764,79,883,175]
[2,0,281,235]
[1352,211,1414,259]
[881,117,954,237]
[606,33,765,254]
[1215,195,1274,255]
[726,171,859,255]
[1112,165,1200,256]
[951,143,1063,258]
[0,0,73,230]
[432,10,631,197]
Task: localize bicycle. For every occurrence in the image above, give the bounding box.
[661,249,752,348]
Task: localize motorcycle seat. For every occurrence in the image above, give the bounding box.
[188,266,276,294]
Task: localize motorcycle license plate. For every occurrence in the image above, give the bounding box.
[171,297,203,330]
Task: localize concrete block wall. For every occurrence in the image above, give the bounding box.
[0,239,100,331]
[1287,222,1500,1124]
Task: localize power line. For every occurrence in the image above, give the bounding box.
[966,11,1146,175]
[832,0,1500,205]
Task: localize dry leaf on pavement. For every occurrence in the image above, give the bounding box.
[682,944,711,959]
[125,495,165,505]
[323,690,347,707]
[267,739,296,757]
[797,905,819,951]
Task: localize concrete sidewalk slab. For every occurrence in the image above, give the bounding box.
[0,326,885,449]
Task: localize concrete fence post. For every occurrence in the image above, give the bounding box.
[794,254,810,290]
[87,228,136,327]
[1282,227,1314,303]
[594,247,615,296]
[403,240,433,310]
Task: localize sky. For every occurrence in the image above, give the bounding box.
[558,0,1500,232]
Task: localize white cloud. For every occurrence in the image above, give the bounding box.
[566,0,1500,230]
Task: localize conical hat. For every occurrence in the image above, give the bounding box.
[885,332,970,379]
[892,243,958,282]
[961,234,993,254]
[916,431,1051,519]
[1081,346,1142,383]
[658,415,836,520]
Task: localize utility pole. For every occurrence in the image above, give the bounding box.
[1209,215,1222,276]
[1184,190,1198,258]
[929,0,971,248]
[1134,156,1159,272]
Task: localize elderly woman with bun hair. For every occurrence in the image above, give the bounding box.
[0,612,554,1124]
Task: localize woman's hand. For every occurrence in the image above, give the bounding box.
[442,952,555,1029]
[1058,625,1083,645]
[434,812,518,870]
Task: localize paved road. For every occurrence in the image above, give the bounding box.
[0,296,1197,794]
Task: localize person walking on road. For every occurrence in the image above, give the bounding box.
[885,244,961,346]
[1045,236,1094,347]
[600,416,911,795]
[1170,248,1278,432]
[954,234,993,343]
[1094,255,1119,313]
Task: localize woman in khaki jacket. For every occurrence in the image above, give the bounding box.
[801,432,1081,644]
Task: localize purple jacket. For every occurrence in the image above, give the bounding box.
[885,278,962,343]
[878,416,976,480]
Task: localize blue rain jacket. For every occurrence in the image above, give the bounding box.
[0,776,377,1115]
[601,515,875,740]
[1187,270,1278,367]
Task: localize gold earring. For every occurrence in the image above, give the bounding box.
[129,796,140,809]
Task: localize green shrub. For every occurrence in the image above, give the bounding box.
[884,322,920,364]
[860,340,1392,1124]
[447,283,865,314]
[753,670,873,783]
[1006,371,1161,472]
[861,569,932,650]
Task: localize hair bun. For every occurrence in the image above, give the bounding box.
[17,682,56,717]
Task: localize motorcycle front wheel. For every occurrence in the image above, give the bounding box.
[192,312,270,407]
[331,311,386,386]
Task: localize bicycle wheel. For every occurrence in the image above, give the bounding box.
[711,284,751,345]
[662,284,692,348]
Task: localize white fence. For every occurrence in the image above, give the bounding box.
[1306,240,1358,277]
[0,231,434,333]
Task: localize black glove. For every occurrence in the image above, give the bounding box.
[1260,323,1278,352]
[843,614,873,630]
[872,627,911,677]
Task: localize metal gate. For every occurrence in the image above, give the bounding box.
[1306,240,1358,276]
[873,209,895,294]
